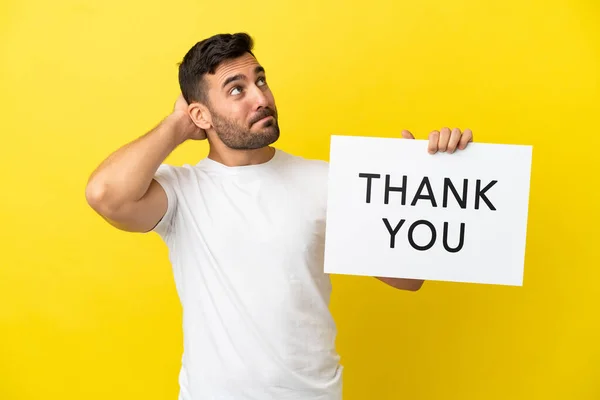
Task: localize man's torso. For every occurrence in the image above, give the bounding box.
[152,149,342,400]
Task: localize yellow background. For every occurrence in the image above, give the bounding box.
[1,0,599,399]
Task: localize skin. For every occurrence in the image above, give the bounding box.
[85,51,474,292]
[187,53,280,167]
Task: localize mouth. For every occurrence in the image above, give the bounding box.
[255,115,273,124]
[250,110,275,126]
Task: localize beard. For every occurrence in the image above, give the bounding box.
[209,107,280,150]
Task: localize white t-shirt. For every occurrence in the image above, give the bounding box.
[152,148,343,400]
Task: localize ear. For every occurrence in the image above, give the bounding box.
[188,102,212,130]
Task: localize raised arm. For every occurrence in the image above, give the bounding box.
[85,95,206,232]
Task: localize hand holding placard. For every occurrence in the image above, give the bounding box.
[324,133,532,286]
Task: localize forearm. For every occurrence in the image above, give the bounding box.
[86,114,186,212]
[376,277,424,291]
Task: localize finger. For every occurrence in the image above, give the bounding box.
[428,130,439,154]
[447,128,462,153]
[438,127,451,152]
[458,128,473,150]
[401,130,415,139]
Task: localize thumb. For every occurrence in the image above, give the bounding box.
[401,130,415,139]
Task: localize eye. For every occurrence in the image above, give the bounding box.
[257,77,267,86]
[230,86,242,95]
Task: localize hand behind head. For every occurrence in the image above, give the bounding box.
[171,93,207,141]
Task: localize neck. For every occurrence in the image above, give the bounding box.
[207,143,276,167]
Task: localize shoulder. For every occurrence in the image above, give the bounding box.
[154,162,201,183]
[151,163,205,239]
[153,162,206,200]
[275,150,330,205]
[155,162,197,176]
[276,149,329,179]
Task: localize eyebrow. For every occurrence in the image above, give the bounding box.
[221,66,266,89]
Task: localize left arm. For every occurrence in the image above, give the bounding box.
[376,277,424,291]
[377,127,473,292]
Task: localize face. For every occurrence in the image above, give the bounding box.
[202,53,279,150]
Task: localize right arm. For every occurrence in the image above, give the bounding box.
[85,95,206,233]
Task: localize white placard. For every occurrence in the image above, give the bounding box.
[324,135,533,286]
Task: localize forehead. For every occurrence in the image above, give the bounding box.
[209,53,262,87]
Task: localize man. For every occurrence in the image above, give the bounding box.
[85,33,473,400]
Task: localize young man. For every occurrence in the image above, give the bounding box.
[86,33,473,400]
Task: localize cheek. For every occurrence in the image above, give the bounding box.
[235,103,253,121]
[233,104,256,127]
[217,102,247,120]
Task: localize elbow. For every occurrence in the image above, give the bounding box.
[405,279,425,291]
[85,180,122,219]
[377,277,425,291]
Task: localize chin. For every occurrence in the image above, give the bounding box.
[260,129,280,146]
[262,130,280,145]
[254,120,279,136]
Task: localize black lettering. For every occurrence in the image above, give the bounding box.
[382,218,405,249]
[443,222,465,253]
[443,178,468,209]
[475,180,497,210]
[411,177,437,207]
[407,220,436,251]
[385,174,407,205]
[358,173,381,203]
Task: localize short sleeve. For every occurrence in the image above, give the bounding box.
[152,164,179,239]
[314,160,330,210]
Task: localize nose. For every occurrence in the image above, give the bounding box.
[250,84,269,109]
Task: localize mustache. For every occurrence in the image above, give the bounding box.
[249,108,276,125]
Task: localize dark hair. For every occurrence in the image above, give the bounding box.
[178,33,255,104]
